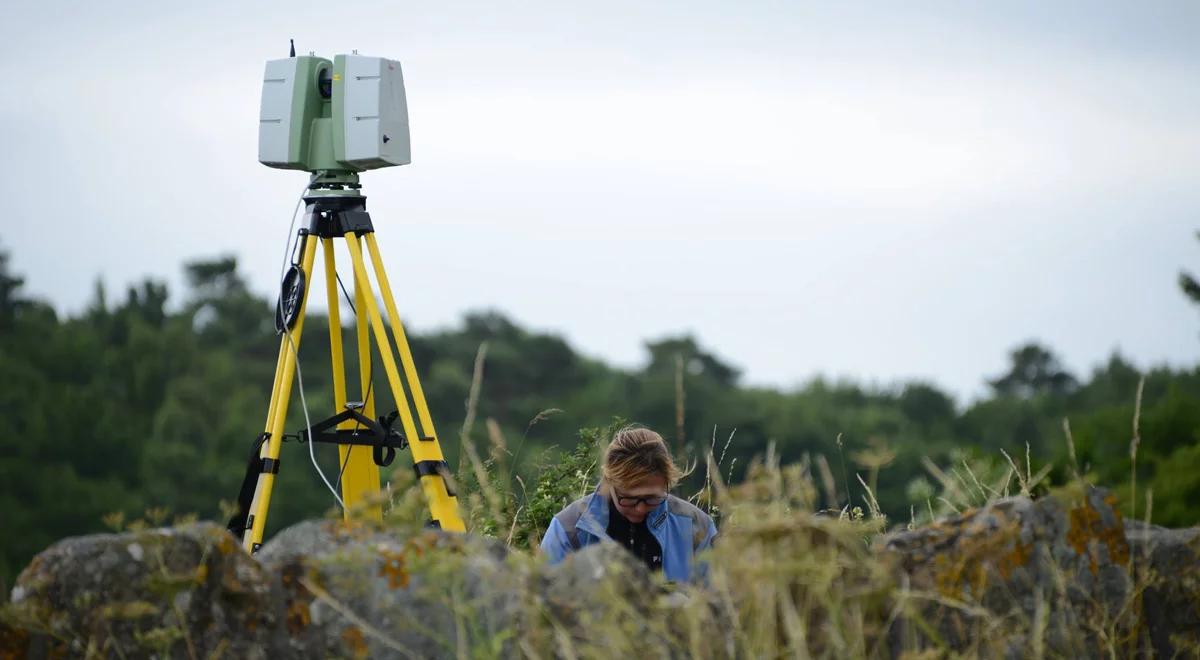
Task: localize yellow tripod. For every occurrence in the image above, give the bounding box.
[227,187,464,552]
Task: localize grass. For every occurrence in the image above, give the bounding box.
[5,450,1189,658]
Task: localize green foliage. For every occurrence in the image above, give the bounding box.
[513,419,615,545]
[457,418,618,548]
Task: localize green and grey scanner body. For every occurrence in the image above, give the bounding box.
[258,54,410,174]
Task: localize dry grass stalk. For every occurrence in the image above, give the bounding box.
[1062,417,1081,482]
[1000,448,1029,497]
[816,453,839,510]
[457,341,488,479]
[675,352,686,456]
[1130,376,1144,523]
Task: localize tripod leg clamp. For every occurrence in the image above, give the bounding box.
[413,460,456,497]
[227,432,272,539]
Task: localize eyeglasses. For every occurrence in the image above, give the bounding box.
[613,489,667,508]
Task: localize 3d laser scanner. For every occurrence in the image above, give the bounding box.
[228,45,464,553]
[258,52,411,173]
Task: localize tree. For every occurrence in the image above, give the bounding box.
[185,256,246,299]
[899,382,956,428]
[987,342,1077,398]
[1181,231,1200,334]
[0,248,28,331]
[644,335,740,387]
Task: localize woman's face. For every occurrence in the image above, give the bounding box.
[610,476,668,524]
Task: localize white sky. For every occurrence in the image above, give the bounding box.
[3,1,1199,402]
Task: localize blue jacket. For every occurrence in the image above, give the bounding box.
[540,486,717,582]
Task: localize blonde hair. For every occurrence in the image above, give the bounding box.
[602,426,682,489]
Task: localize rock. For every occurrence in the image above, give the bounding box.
[535,541,659,651]
[6,493,1196,658]
[539,540,655,613]
[3,518,667,659]
[255,521,694,658]
[255,519,524,659]
[880,486,1149,657]
[1125,520,1200,656]
[5,522,275,658]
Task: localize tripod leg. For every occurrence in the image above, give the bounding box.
[355,259,375,423]
[364,234,440,441]
[260,321,289,452]
[323,237,382,518]
[344,232,465,531]
[242,233,320,552]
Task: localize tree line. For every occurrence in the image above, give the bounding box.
[2,247,1199,590]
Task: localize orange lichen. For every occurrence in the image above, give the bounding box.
[1067,497,1131,575]
[332,519,372,545]
[997,541,1032,579]
[379,550,409,589]
[1102,495,1131,565]
[280,561,315,633]
[927,515,1030,599]
[0,623,30,660]
[933,547,990,599]
[286,600,311,634]
[342,625,369,658]
[408,537,428,558]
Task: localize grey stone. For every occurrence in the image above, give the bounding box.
[256,519,524,659]
[878,486,1182,658]
[5,522,275,658]
[1126,520,1200,656]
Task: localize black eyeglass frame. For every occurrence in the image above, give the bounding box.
[612,487,667,508]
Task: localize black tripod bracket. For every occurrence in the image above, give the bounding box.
[296,407,408,467]
[413,459,456,497]
[227,432,273,540]
[305,194,375,238]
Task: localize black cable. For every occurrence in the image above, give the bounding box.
[335,270,356,315]
[333,269,377,490]
[278,180,347,510]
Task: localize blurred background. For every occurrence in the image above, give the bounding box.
[2,1,1199,587]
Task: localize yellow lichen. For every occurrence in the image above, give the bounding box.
[99,601,161,620]
[216,534,238,556]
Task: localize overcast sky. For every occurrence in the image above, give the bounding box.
[3,1,1199,401]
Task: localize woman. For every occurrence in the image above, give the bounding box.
[540,426,717,581]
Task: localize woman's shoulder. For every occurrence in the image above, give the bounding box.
[665,494,714,527]
[553,493,596,525]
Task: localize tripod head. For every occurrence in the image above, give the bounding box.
[258,45,410,177]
